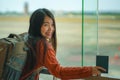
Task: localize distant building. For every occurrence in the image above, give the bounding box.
[24,2,29,15]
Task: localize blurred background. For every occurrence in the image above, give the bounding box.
[0,0,120,79]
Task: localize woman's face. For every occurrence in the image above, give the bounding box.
[41,16,55,40]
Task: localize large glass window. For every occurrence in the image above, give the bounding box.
[83,0,120,79]
[0,0,120,79]
[98,0,120,78]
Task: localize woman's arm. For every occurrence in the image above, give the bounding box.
[37,40,105,79]
[44,46,92,79]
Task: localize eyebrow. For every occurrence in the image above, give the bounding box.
[44,22,53,24]
[43,22,49,23]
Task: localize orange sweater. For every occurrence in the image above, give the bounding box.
[34,40,92,80]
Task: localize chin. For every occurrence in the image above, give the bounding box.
[48,36,52,39]
[46,37,51,39]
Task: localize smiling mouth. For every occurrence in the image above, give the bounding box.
[46,32,52,37]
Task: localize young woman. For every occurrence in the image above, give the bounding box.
[20,8,106,80]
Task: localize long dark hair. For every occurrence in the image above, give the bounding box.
[28,8,57,63]
[28,8,57,51]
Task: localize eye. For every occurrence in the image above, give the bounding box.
[51,24,54,27]
[43,23,49,27]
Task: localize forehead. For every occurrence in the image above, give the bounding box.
[44,16,53,23]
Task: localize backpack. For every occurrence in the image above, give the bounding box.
[0,33,29,80]
[0,33,58,80]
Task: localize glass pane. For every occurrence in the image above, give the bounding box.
[57,16,82,67]
[83,0,120,79]
[0,0,83,80]
[99,0,120,78]
[56,1,82,67]
[83,0,98,66]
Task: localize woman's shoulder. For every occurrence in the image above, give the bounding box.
[37,39,53,49]
[46,41,54,50]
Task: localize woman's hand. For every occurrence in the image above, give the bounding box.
[92,66,106,76]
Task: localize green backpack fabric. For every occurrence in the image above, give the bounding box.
[0,33,57,80]
[0,33,29,80]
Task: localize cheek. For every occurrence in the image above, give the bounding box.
[52,27,55,32]
[41,27,46,36]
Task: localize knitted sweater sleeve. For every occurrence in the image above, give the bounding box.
[43,44,92,79]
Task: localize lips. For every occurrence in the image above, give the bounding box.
[46,32,52,38]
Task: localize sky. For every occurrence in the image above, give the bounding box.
[0,0,120,13]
